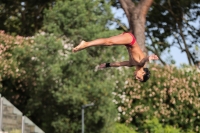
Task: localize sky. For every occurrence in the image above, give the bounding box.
[111,7,191,66]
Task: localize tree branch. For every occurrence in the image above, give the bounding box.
[138,0,154,17]
[119,0,135,29]
[112,18,128,31]
[146,32,166,65]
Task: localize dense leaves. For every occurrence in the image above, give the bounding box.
[0,0,127,133]
[0,30,123,133]
[0,0,55,36]
[43,0,117,43]
[114,64,200,132]
[146,0,200,65]
[1,0,200,133]
[113,118,196,133]
[0,30,33,105]
[110,0,200,65]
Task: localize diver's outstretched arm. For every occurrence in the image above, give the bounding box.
[138,54,159,67]
[98,61,134,69]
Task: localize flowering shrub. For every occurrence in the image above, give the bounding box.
[114,64,200,132]
[0,31,34,94]
[0,30,32,80]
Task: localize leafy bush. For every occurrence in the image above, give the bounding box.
[114,123,137,133]
[0,30,33,100]
[0,30,120,133]
[114,64,200,132]
[113,117,195,133]
[0,30,32,80]
[143,117,180,133]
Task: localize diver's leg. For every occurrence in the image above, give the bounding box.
[72,33,132,52]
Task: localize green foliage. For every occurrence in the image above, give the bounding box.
[142,117,194,133]
[50,49,118,133]
[114,64,200,132]
[113,118,195,133]
[114,123,137,133]
[0,0,55,36]
[0,30,119,133]
[40,1,126,131]
[2,0,200,133]
[0,30,33,100]
[143,117,180,133]
[144,118,163,133]
[142,117,196,133]
[43,0,120,43]
[0,0,126,131]
[146,0,200,65]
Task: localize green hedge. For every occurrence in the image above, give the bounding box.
[114,64,200,132]
[114,117,195,133]
[114,123,137,133]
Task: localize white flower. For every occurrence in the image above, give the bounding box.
[31,57,36,60]
[112,92,116,95]
[118,106,122,112]
[118,117,121,120]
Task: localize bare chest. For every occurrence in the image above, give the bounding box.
[126,46,145,65]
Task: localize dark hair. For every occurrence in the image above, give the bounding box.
[141,68,151,82]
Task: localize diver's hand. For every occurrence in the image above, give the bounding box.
[98,63,106,69]
[148,54,159,62]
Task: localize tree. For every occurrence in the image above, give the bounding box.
[146,0,200,65]
[0,0,54,36]
[0,30,119,133]
[111,0,154,54]
[41,1,128,132]
[111,0,200,65]
[0,0,130,133]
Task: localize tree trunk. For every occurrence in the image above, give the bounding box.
[119,0,153,55]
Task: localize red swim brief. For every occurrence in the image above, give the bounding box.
[123,32,136,47]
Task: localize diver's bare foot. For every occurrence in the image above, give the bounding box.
[72,41,86,52]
